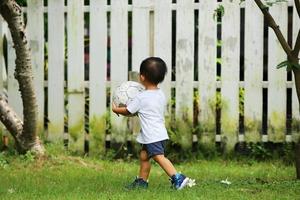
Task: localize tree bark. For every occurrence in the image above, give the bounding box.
[296,142,300,179]
[0,0,44,154]
[293,69,300,179]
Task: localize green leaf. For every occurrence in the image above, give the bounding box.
[265,0,288,7]
[213,5,225,21]
[217,40,222,47]
[276,60,289,69]
[276,60,300,71]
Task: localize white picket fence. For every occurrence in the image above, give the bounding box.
[0,0,299,153]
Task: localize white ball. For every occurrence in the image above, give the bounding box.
[113,81,145,107]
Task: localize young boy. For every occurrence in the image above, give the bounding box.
[112,57,190,190]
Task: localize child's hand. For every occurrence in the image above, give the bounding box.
[112,102,120,116]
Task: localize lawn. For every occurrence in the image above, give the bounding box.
[0,149,299,200]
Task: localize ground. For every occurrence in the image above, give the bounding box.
[0,147,299,200]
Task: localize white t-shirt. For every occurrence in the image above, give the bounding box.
[127,89,169,144]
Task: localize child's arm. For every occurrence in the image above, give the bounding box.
[112,103,131,116]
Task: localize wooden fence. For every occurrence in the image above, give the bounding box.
[0,0,299,154]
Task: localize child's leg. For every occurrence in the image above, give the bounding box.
[152,155,176,177]
[139,149,151,181]
[2,135,8,150]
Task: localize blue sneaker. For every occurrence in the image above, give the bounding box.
[170,173,189,190]
[125,177,148,190]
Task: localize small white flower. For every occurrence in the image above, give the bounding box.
[8,188,15,194]
[187,178,196,187]
[220,178,231,185]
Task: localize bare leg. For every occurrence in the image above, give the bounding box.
[2,136,8,149]
[138,150,151,181]
[152,154,176,177]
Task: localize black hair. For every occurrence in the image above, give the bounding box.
[139,57,167,84]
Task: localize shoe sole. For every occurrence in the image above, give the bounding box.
[177,177,190,190]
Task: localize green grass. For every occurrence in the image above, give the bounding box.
[0,149,299,200]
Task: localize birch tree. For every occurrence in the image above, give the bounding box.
[0,0,44,155]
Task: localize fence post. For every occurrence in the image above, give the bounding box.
[244,0,264,143]
[89,0,107,154]
[67,0,85,151]
[268,3,288,142]
[132,0,151,71]
[27,0,45,136]
[0,17,6,144]
[154,0,172,114]
[175,0,194,149]
[110,0,128,145]
[221,1,240,151]
[48,0,65,142]
[198,0,217,147]
[0,16,6,94]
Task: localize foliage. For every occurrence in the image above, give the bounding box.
[213,4,225,21]
[15,0,27,6]
[277,60,300,71]
[235,142,295,164]
[19,150,35,163]
[0,152,9,169]
[166,115,193,150]
[239,88,245,117]
[248,143,273,160]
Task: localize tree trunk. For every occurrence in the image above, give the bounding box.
[0,0,44,154]
[293,68,300,179]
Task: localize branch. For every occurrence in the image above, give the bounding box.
[295,0,300,19]
[254,0,294,60]
[293,29,300,59]
[0,95,23,141]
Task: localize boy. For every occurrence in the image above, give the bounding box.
[112,57,191,190]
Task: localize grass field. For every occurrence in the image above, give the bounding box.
[0,148,299,200]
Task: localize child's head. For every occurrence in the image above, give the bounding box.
[139,57,167,85]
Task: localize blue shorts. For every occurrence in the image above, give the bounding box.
[141,140,166,158]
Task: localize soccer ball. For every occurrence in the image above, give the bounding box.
[112,81,145,107]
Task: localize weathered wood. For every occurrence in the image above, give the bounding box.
[154,0,172,114]
[198,0,217,146]
[268,3,288,142]
[48,0,64,141]
[27,0,44,135]
[244,0,264,142]
[175,0,194,149]
[128,72,140,150]
[67,0,85,151]
[292,1,300,141]
[89,0,107,154]
[221,0,240,151]
[0,16,6,93]
[0,16,6,137]
[110,0,128,144]
[132,0,150,72]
